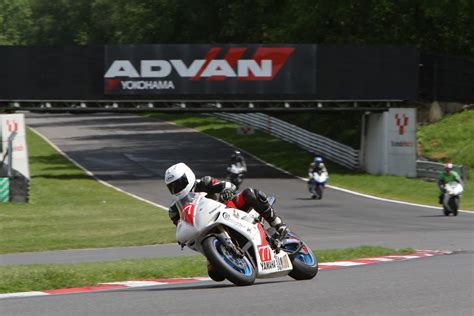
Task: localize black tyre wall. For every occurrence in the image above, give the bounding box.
[9,169,30,203]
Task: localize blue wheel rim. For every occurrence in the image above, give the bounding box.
[213,239,253,276]
[283,242,315,266]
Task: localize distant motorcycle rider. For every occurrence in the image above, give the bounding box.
[227,150,247,189]
[165,162,289,281]
[230,150,247,171]
[437,163,463,204]
[308,156,328,175]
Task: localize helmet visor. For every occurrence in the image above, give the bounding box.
[166,174,189,194]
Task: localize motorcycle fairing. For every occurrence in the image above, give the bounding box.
[176,193,292,277]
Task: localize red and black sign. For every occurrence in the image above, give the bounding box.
[0,44,430,101]
[104,45,317,96]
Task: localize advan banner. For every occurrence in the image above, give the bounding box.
[0,114,30,179]
[104,45,317,97]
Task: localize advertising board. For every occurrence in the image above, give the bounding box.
[0,114,30,179]
[104,45,317,97]
[362,108,416,177]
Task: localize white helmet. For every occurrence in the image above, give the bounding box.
[165,163,196,200]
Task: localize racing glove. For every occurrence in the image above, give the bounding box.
[219,188,235,202]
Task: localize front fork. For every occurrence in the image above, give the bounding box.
[215,226,260,270]
[215,227,244,258]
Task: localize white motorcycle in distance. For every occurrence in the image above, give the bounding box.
[308,171,328,199]
[442,181,463,216]
[176,192,318,286]
[227,164,246,189]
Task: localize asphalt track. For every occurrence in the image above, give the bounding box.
[1,113,473,315]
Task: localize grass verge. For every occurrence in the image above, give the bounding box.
[418,110,473,174]
[0,129,175,254]
[145,113,473,210]
[0,246,414,293]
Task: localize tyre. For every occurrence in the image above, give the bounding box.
[8,171,30,203]
[315,185,323,200]
[283,239,318,280]
[450,197,460,216]
[202,236,256,286]
[207,266,225,282]
[308,181,317,198]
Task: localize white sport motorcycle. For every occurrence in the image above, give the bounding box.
[442,181,463,216]
[176,192,318,286]
[308,171,328,199]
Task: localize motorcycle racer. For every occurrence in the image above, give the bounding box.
[307,156,329,198]
[230,150,247,171]
[437,163,463,204]
[227,150,247,189]
[308,156,328,175]
[165,162,289,280]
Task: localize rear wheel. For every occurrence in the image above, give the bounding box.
[203,236,256,286]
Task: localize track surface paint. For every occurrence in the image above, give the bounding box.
[1,113,471,315]
[0,250,451,299]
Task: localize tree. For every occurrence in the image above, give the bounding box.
[0,0,32,45]
[5,0,472,56]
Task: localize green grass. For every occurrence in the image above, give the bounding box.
[418,110,474,173]
[145,113,473,210]
[0,246,414,293]
[0,129,175,254]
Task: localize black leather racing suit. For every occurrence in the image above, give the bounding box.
[168,176,279,227]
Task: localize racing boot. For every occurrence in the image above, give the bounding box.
[438,194,443,204]
[237,188,289,237]
[261,207,289,238]
[207,261,225,282]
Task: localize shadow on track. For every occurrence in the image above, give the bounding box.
[125,279,290,293]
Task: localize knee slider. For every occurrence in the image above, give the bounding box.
[242,188,267,204]
[255,189,268,203]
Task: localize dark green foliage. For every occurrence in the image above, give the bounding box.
[0,0,472,56]
[0,0,32,44]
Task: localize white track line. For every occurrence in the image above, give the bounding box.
[29,127,168,210]
[195,120,472,214]
[30,119,473,214]
[0,250,452,299]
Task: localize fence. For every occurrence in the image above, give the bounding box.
[416,160,468,181]
[214,113,360,170]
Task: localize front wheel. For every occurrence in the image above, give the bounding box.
[202,236,256,286]
[449,196,460,216]
[315,185,323,200]
[282,234,318,280]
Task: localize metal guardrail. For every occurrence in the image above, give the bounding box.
[4,101,393,113]
[416,160,468,181]
[214,113,360,170]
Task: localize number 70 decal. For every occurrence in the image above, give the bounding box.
[258,245,272,262]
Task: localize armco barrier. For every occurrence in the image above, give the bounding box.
[214,113,360,170]
[416,160,467,181]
